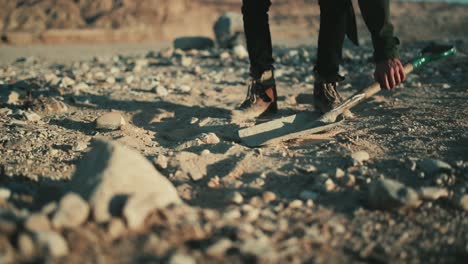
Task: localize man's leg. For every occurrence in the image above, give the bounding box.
[315,0,348,80]
[314,0,354,118]
[235,0,277,120]
[242,0,274,78]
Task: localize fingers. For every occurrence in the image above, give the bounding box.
[388,68,396,89]
[375,59,407,91]
[397,60,406,82]
[384,75,391,91]
[394,67,401,85]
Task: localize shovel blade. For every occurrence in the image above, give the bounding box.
[238,111,343,147]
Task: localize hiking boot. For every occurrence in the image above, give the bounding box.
[233,69,278,121]
[313,77,354,119]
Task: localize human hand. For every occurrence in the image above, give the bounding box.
[374,58,406,90]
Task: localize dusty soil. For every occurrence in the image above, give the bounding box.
[0,37,467,262]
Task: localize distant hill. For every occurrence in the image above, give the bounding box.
[0,0,467,45]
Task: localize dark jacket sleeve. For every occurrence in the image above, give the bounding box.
[358,0,400,62]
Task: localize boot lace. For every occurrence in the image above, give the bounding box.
[240,79,271,108]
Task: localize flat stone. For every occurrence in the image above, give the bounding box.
[173,37,214,51]
[233,45,248,59]
[124,192,182,230]
[206,238,232,258]
[417,187,449,201]
[108,218,126,239]
[219,52,230,60]
[106,76,116,84]
[60,76,75,87]
[351,151,370,165]
[35,231,69,257]
[180,56,192,67]
[0,188,11,200]
[228,191,243,204]
[240,237,277,262]
[200,133,220,144]
[299,190,319,201]
[419,159,452,175]
[7,90,21,104]
[175,151,207,181]
[289,199,304,208]
[23,111,41,122]
[31,97,68,114]
[69,138,182,223]
[154,154,169,170]
[72,141,89,152]
[262,191,277,203]
[154,85,169,97]
[368,179,421,210]
[95,112,126,130]
[458,194,468,211]
[169,254,196,264]
[18,233,36,256]
[296,165,318,173]
[177,84,191,93]
[334,168,346,178]
[44,73,59,83]
[324,178,337,192]
[72,82,89,93]
[25,213,51,232]
[52,193,90,229]
[41,202,58,216]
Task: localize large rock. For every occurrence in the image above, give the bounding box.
[368,179,421,210]
[173,37,214,51]
[69,138,182,223]
[213,12,244,48]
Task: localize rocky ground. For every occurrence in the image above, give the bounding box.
[0,35,468,263]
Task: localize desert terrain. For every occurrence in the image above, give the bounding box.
[0,0,467,263]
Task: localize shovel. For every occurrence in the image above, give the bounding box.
[238,44,457,147]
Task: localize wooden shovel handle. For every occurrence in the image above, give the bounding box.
[319,63,414,123]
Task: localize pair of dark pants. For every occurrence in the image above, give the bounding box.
[241,0,274,79]
[242,0,394,81]
[242,0,357,80]
[241,0,346,80]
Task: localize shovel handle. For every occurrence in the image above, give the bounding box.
[360,63,414,99]
[319,63,414,123]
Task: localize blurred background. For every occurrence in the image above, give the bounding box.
[0,0,467,62]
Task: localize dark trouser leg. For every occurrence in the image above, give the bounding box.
[242,0,274,78]
[315,0,348,81]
